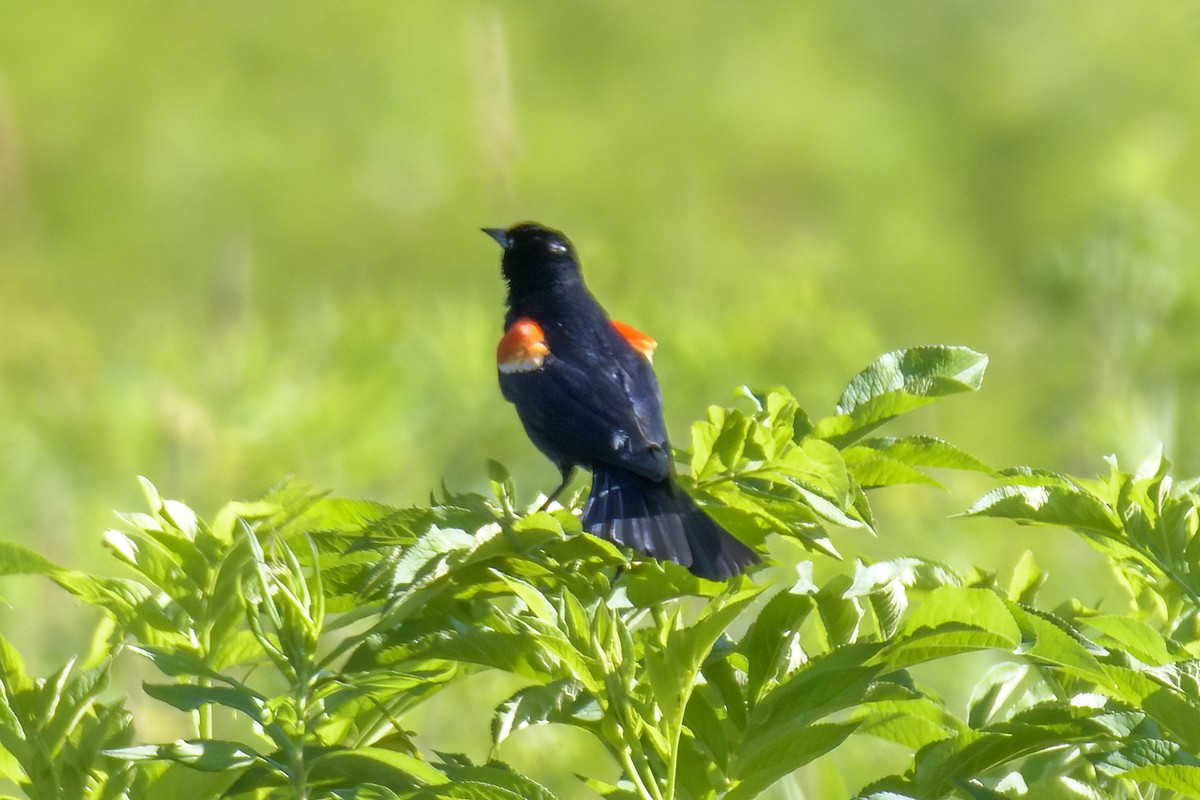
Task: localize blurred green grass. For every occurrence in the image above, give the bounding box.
[0,2,1198,792]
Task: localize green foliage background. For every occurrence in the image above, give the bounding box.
[0,3,1199,793]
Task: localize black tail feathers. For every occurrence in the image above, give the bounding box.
[581,466,757,580]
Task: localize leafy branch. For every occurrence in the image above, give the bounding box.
[1,346,1199,799]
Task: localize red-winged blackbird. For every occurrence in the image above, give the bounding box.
[485,222,757,580]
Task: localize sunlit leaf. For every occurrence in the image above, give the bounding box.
[726,721,858,800]
[815,347,988,445]
[106,739,259,771]
[492,679,598,744]
[964,484,1121,538]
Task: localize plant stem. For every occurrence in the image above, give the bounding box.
[289,672,310,800]
[617,741,660,800]
[197,676,213,739]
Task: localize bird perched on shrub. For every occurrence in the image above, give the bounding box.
[485,222,757,580]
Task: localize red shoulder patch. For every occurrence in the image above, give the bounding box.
[498,318,550,374]
[612,320,657,362]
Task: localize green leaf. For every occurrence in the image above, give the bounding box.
[843,451,943,490]
[41,661,112,757]
[1086,616,1177,666]
[106,739,260,771]
[129,646,229,682]
[700,482,840,557]
[415,784,527,800]
[852,697,963,750]
[711,408,752,473]
[0,633,33,694]
[690,406,726,480]
[419,628,557,684]
[815,574,863,647]
[815,347,988,445]
[490,571,559,626]
[434,755,559,800]
[580,775,642,799]
[746,648,882,735]
[964,484,1121,538]
[487,460,516,516]
[1123,764,1200,794]
[102,528,197,603]
[492,679,598,744]
[967,662,1028,728]
[856,436,993,474]
[312,746,448,789]
[880,587,1021,668]
[646,586,762,724]
[334,785,405,800]
[0,541,62,577]
[726,721,858,800]
[835,346,988,415]
[1142,689,1200,753]
[844,558,963,598]
[777,438,853,507]
[1007,551,1045,605]
[845,435,993,489]
[1008,606,1110,688]
[142,683,267,723]
[740,591,815,706]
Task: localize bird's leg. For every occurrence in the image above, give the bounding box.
[538,466,576,511]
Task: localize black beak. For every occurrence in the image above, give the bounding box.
[481,228,509,248]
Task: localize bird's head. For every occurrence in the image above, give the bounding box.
[483,222,582,293]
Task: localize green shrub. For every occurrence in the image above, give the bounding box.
[2,346,1198,799]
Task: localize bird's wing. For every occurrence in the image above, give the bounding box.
[610,320,657,362]
[499,318,672,482]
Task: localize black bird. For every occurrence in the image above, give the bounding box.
[485,222,757,580]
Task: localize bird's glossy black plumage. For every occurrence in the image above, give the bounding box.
[488,222,757,580]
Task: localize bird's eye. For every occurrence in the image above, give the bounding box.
[547,240,568,254]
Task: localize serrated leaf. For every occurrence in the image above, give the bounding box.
[746,647,882,734]
[1142,688,1200,753]
[815,574,863,647]
[852,697,963,750]
[690,408,724,480]
[434,755,559,800]
[312,746,448,788]
[779,438,852,506]
[857,436,993,474]
[726,721,858,800]
[580,775,641,799]
[0,542,62,577]
[712,409,752,472]
[142,683,267,723]
[646,588,762,724]
[0,633,32,694]
[1086,616,1176,666]
[486,460,515,516]
[106,739,259,771]
[835,347,988,416]
[1123,765,1200,795]
[334,785,405,800]
[1007,551,1045,605]
[904,587,1020,643]
[964,484,1121,537]
[879,587,1021,668]
[844,558,963,597]
[490,571,559,626]
[967,662,1028,728]
[740,591,815,705]
[492,679,598,744]
[1008,606,1110,688]
[815,347,988,445]
[843,451,943,490]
